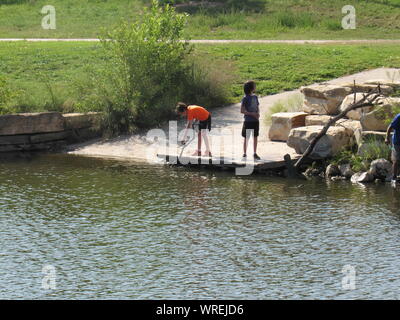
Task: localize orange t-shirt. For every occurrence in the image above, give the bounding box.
[187,105,209,121]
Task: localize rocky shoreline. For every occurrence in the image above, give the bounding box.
[268,77,400,183]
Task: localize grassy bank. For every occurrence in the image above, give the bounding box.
[0,0,399,39]
[1,41,400,114]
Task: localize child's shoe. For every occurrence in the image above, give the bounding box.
[253,153,261,161]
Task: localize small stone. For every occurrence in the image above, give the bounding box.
[351,171,374,183]
[338,163,354,179]
[326,164,340,177]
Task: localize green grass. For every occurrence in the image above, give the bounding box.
[0,0,399,39]
[200,43,400,99]
[1,41,400,113]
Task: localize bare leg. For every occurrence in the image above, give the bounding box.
[253,136,258,154]
[243,137,248,155]
[201,129,211,156]
[393,160,398,180]
[192,131,202,156]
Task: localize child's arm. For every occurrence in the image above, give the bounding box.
[181,120,193,143]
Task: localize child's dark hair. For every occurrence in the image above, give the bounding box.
[176,102,188,113]
[244,80,256,95]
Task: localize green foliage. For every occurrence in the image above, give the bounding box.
[87,0,191,134]
[275,11,316,29]
[332,139,392,172]
[0,76,16,115]
[155,0,265,12]
[75,1,233,135]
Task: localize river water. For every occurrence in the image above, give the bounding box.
[1,154,400,299]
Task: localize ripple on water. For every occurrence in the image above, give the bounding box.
[1,154,400,299]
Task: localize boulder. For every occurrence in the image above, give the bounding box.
[364,79,400,90]
[0,112,65,136]
[355,130,387,146]
[339,163,354,179]
[301,84,352,115]
[335,119,362,133]
[339,82,393,96]
[63,112,102,130]
[339,93,374,120]
[369,158,392,180]
[351,171,374,183]
[326,164,340,178]
[360,97,400,131]
[305,115,332,126]
[268,112,308,141]
[287,125,354,158]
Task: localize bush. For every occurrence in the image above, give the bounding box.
[77,0,233,135]
[80,1,191,134]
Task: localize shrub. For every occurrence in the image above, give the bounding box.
[83,1,192,134]
[77,0,234,135]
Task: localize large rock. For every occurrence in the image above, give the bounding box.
[63,112,102,130]
[305,115,332,126]
[339,93,374,120]
[360,97,400,131]
[335,119,362,133]
[0,112,65,136]
[364,79,400,90]
[351,171,374,183]
[339,82,394,96]
[268,112,307,141]
[326,164,340,177]
[355,130,387,155]
[301,84,352,115]
[369,159,392,180]
[287,125,354,158]
[360,105,392,132]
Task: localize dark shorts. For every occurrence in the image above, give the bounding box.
[199,115,211,131]
[392,144,400,161]
[242,121,259,138]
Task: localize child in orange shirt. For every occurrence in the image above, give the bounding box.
[176,102,212,157]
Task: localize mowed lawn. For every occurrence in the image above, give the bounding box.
[0,0,399,40]
[1,41,400,113]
